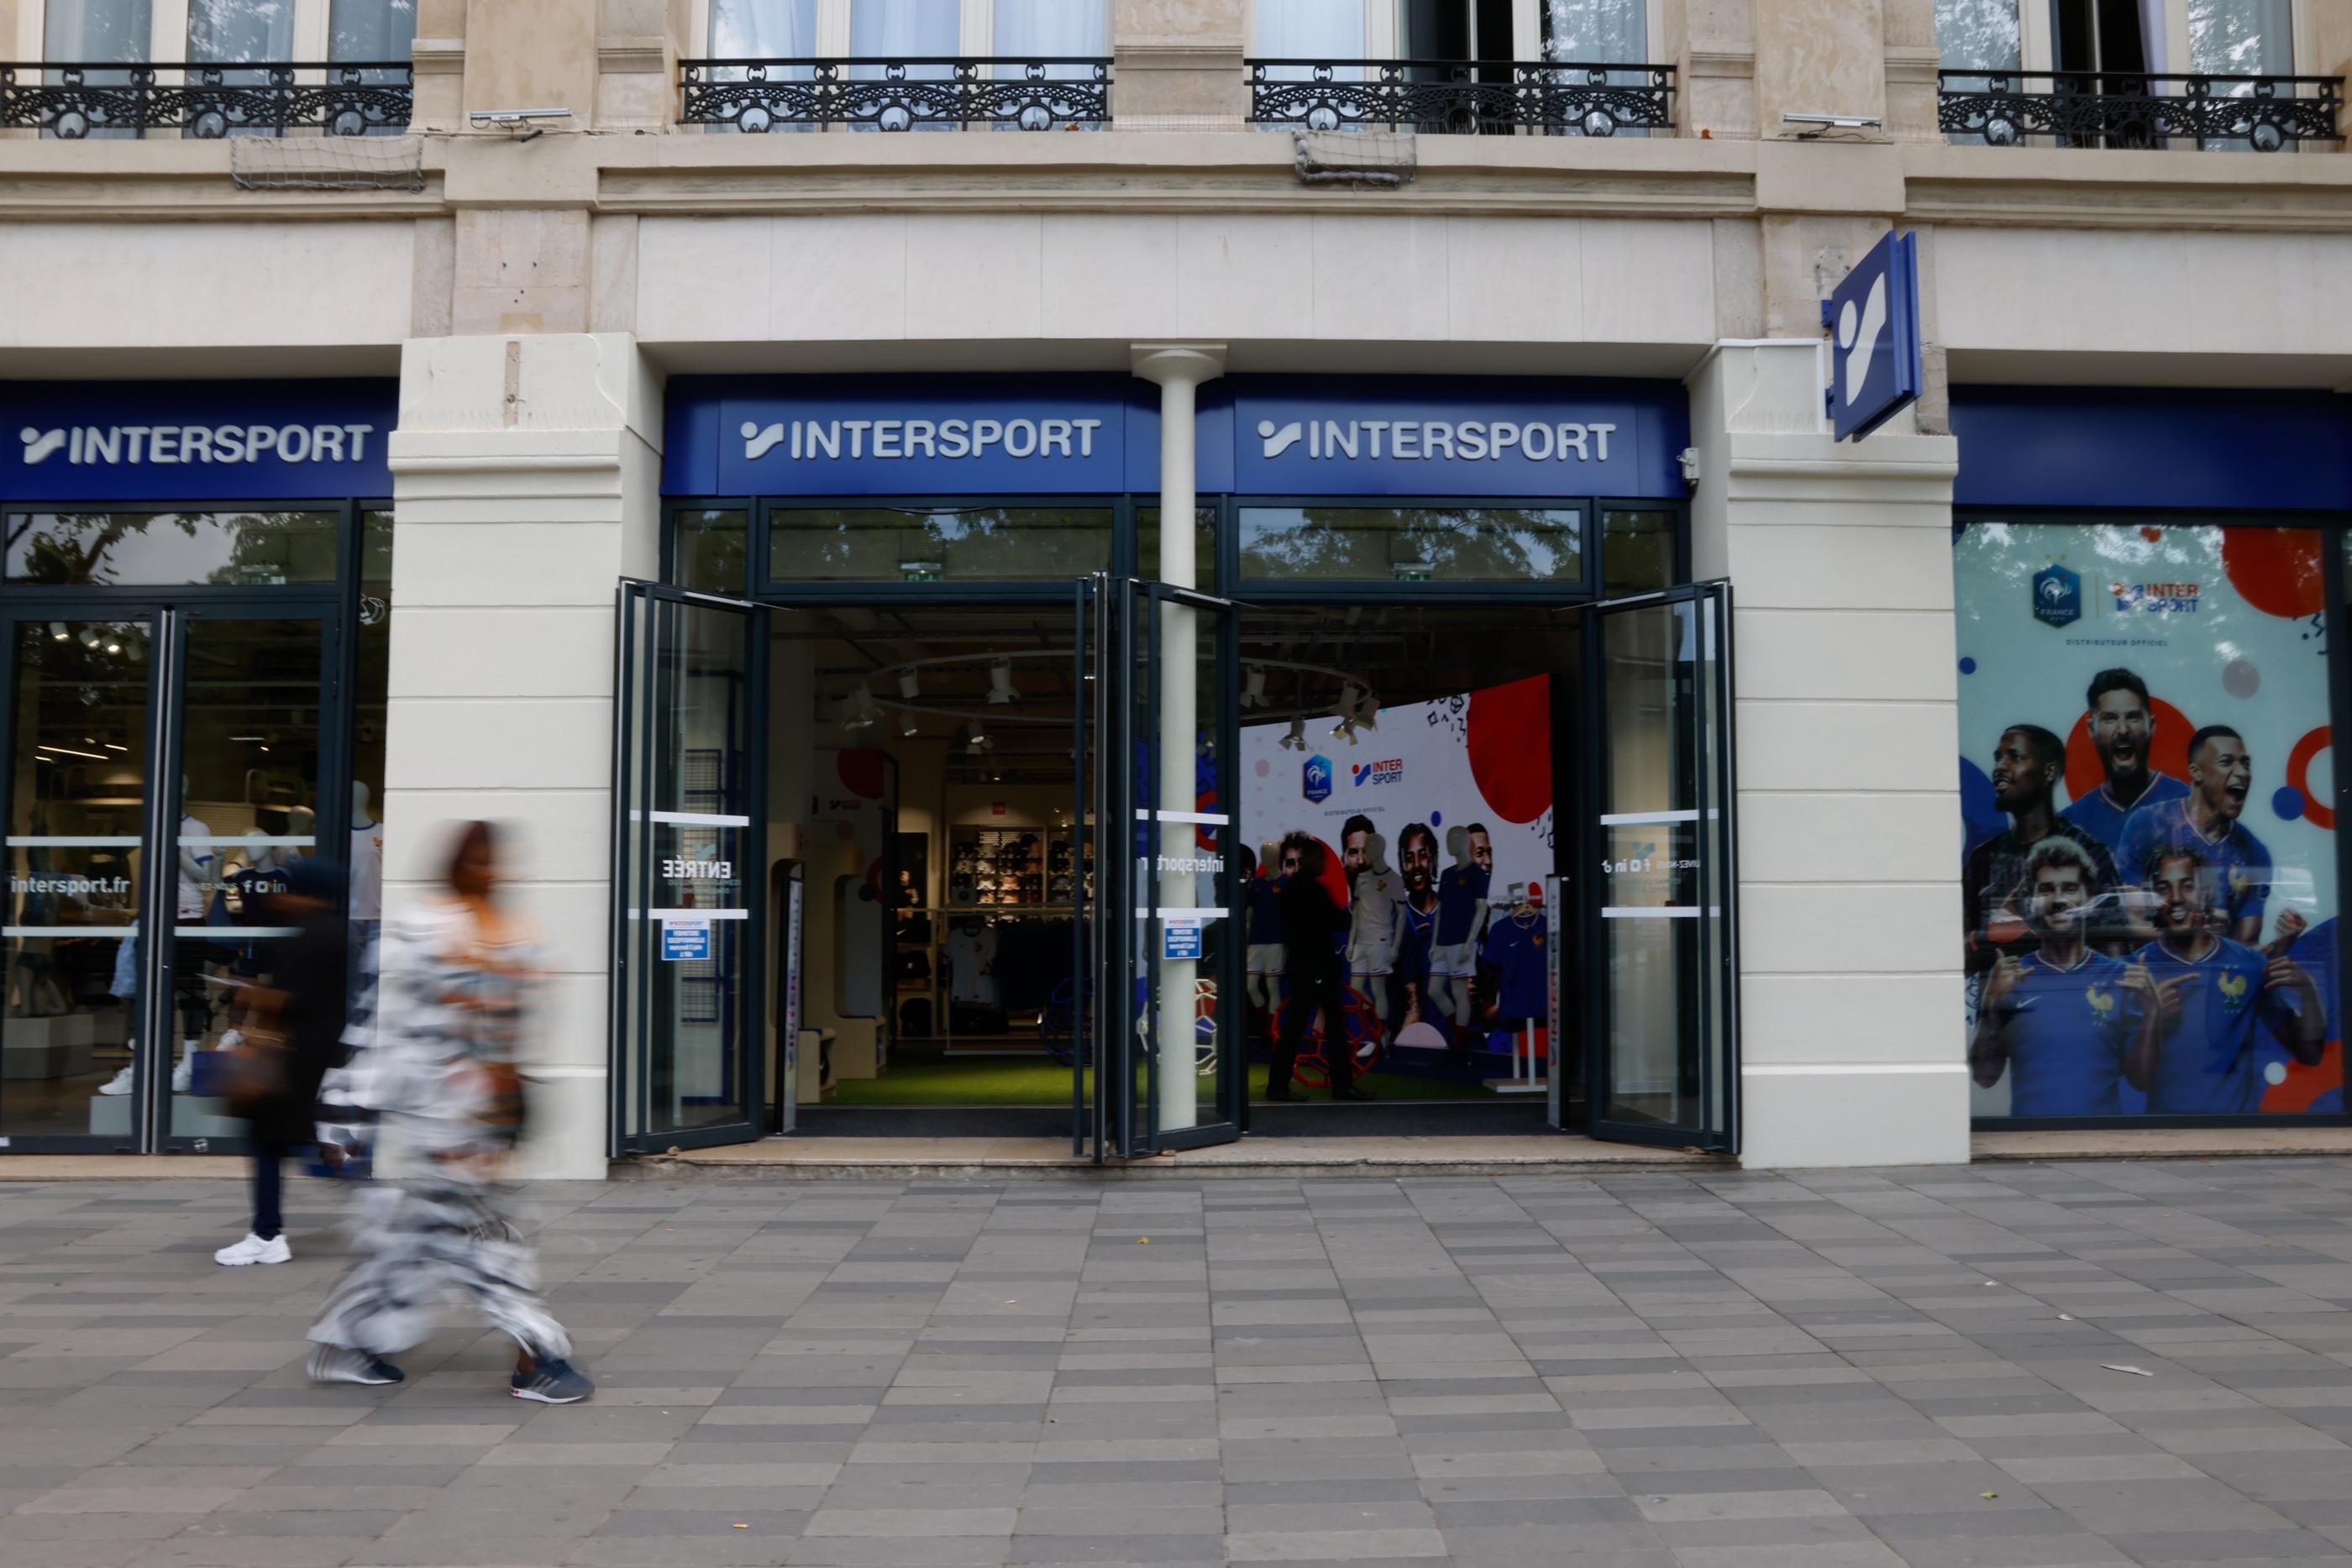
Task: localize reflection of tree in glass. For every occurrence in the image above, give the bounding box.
[1242,507,1579,582]
[4,512,335,587]
[1934,0,2020,71]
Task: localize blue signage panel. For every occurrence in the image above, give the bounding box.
[661,920,712,962]
[1162,919,1202,961]
[1824,231,1923,443]
[667,375,1151,496]
[0,380,397,502]
[1218,376,1687,499]
[1950,387,2352,512]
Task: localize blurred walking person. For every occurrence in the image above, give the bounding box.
[214,858,350,1266]
[307,821,593,1403]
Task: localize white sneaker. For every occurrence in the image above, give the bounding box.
[97,1065,134,1096]
[171,1056,193,1094]
[214,1232,291,1266]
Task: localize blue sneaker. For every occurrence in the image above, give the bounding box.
[308,1345,403,1386]
[511,1357,593,1405]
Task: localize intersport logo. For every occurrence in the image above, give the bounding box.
[18,422,376,469]
[1255,416,1615,464]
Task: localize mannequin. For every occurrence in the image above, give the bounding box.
[1426,826,1492,1036]
[169,774,214,1094]
[349,783,383,922]
[1347,831,1404,1054]
[1244,840,1284,1019]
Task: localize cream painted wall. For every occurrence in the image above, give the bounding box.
[633,212,1721,354]
[0,222,416,352]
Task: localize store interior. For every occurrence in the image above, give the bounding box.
[769,600,1581,1135]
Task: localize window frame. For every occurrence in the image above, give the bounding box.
[692,0,1115,63]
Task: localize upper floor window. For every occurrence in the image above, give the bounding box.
[2189,0,2292,77]
[1935,0,2021,74]
[1541,0,1649,64]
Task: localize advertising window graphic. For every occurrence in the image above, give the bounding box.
[1956,521,2339,1119]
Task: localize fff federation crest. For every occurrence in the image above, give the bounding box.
[2034,564,2082,628]
[1302,754,1332,804]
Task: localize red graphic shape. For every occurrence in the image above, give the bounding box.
[2221,527,2324,620]
[2290,725,2334,831]
[2064,697,2195,805]
[2260,1039,2342,1114]
[836,747,886,800]
[1310,835,1349,910]
[1467,674,1551,826]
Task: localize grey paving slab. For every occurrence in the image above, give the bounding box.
[10,1162,2352,1565]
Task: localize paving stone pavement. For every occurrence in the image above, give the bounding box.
[7,1160,2352,1567]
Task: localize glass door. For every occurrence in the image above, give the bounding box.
[0,611,155,1150]
[1110,578,1244,1156]
[612,582,765,1154]
[1585,583,1740,1153]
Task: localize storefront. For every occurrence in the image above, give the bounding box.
[1950,388,2352,1129]
[0,381,394,1152]
[620,372,1740,1162]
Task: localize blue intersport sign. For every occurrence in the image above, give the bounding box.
[1824,230,1923,443]
[1221,377,1687,498]
[0,380,398,502]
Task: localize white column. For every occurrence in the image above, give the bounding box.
[1685,339,1971,1169]
[1131,343,1224,1135]
[386,332,663,1181]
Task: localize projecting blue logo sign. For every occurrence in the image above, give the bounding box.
[1824,231,1924,443]
[2034,564,2082,628]
[1302,755,1332,804]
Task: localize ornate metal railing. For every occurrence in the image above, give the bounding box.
[679,58,1110,132]
[0,60,412,139]
[1247,60,1673,136]
[1938,70,2342,150]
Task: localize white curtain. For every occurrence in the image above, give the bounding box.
[330,0,417,62]
[1542,0,1647,64]
[186,0,294,64]
[711,0,816,56]
[2190,0,2293,74]
[994,0,1106,56]
[851,0,959,57]
[1252,0,1363,60]
[46,0,152,59]
[2135,0,2169,72]
[1931,0,2020,71]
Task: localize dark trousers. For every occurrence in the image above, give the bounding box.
[251,1141,290,1240]
[1272,970,1352,1096]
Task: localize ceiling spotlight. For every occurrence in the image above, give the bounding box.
[844,684,879,732]
[1242,665,1268,709]
[987,661,1019,705]
[1331,717,1361,747]
[897,671,921,701]
[48,622,66,642]
[967,720,992,754]
[900,711,921,738]
[124,637,144,662]
[76,628,99,648]
[103,638,120,655]
[1278,716,1306,753]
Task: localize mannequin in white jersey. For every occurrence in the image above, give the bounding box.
[1346,831,1404,1055]
[1426,825,1494,1034]
[349,783,384,923]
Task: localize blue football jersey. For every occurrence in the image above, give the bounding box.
[2116,797,2272,931]
[1478,912,1549,1020]
[1987,951,2143,1118]
[2061,773,2189,855]
[2136,936,2303,1114]
[1436,864,1489,945]
[1247,873,1284,947]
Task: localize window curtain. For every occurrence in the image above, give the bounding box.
[1541,0,1647,63]
[706,0,816,128]
[992,0,1106,129]
[2136,0,2169,72]
[1254,0,1364,97]
[849,0,960,129]
[44,0,151,137]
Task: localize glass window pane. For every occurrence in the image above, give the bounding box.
[1542,0,1648,61]
[1955,520,2339,1120]
[43,0,155,140]
[165,616,326,1142]
[3,618,149,1142]
[329,0,414,59]
[1252,0,1362,55]
[711,0,816,55]
[7,511,339,588]
[2191,0,2292,76]
[675,509,748,594]
[850,0,958,130]
[1603,509,1675,594]
[353,511,391,924]
[994,0,1104,55]
[1934,0,2021,69]
[187,0,292,61]
[769,506,1113,582]
[1134,506,1218,595]
[1238,506,1583,585]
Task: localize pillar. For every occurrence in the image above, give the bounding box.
[1684,339,1971,1169]
[385,331,662,1180]
[1132,343,1224,1136]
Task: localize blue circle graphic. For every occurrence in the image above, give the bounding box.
[2273,786,2306,822]
[1958,656,1977,675]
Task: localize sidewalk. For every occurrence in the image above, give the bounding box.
[3,1159,2351,1565]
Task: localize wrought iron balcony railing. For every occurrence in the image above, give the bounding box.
[679,58,1110,132]
[0,60,412,139]
[1938,69,2342,150]
[1247,60,1673,136]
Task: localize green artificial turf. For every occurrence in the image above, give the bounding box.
[825,1051,1504,1107]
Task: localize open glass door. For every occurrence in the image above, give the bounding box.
[1586,583,1740,1153]
[612,581,765,1155]
[1108,578,1244,1156]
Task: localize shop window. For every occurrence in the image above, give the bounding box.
[768,504,1113,583]
[1134,506,1219,594]
[675,508,749,595]
[1236,505,1583,585]
[1601,508,1676,594]
[5,511,340,587]
[354,509,392,884]
[1954,518,2339,1122]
